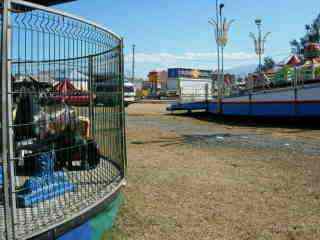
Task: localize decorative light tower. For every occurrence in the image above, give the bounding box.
[209,1,234,113]
[249,19,271,73]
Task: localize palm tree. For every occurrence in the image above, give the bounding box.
[311,23,320,42]
[289,13,320,58]
[290,39,301,54]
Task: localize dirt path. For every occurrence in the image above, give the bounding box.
[108,103,320,240]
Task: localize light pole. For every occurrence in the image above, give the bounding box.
[219,3,225,98]
[216,0,220,99]
[132,44,135,82]
[209,1,234,113]
[249,19,271,74]
[256,19,262,72]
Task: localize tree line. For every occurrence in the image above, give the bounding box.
[290,14,320,55]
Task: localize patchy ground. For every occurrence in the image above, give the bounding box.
[106,103,320,240]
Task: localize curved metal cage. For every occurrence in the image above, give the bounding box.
[0,1,126,239]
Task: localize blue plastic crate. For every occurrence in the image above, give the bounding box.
[17,179,75,207]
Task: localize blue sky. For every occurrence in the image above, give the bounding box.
[57,0,320,78]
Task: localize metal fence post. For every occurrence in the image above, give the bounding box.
[119,38,127,177]
[205,83,209,112]
[88,55,95,137]
[205,83,209,102]
[249,75,253,116]
[294,67,298,115]
[2,0,16,239]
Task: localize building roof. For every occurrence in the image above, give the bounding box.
[286,55,301,66]
[278,54,301,67]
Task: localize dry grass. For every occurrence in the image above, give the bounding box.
[106,104,320,240]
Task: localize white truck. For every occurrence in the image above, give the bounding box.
[94,80,135,107]
[124,81,136,106]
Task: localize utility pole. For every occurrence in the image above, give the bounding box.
[132,44,135,82]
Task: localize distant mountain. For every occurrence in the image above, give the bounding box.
[226,64,257,77]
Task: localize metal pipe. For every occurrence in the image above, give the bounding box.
[120,38,127,176]
[2,0,17,238]
[12,0,122,41]
[89,55,95,137]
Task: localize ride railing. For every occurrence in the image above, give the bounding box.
[1,1,126,239]
[217,64,320,101]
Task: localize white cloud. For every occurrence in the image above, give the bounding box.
[125,51,258,64]
[124,51,290,78]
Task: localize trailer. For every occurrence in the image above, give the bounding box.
[166,68,213,102]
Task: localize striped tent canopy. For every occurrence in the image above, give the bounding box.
[54,79,77,93]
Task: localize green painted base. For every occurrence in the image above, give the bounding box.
[58,192,124,240]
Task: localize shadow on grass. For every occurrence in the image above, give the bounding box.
[130,133,255,148]
[166,111,320,130]
[131,137,185,147]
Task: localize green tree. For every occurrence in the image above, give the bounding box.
[257,57,275,72]
[290,14,320,56]
[290,39,302,55]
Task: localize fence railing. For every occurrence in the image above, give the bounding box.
[1,1,126,239]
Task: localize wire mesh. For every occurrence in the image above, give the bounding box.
[1,1,125,239]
